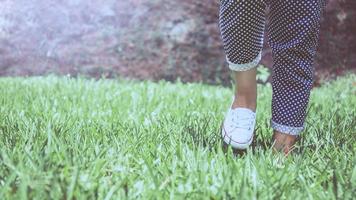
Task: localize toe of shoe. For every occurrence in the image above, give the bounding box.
[221,128,253,150]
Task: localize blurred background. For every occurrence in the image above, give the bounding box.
[0,0,355,86]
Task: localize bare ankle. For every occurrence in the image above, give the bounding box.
[272,131,298,155]
[232,94,256,111]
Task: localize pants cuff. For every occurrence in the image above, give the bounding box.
[271,119,304,136]
[227,51,261,71]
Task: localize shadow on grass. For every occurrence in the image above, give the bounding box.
[180,114,275,156]
[179,113,341,157]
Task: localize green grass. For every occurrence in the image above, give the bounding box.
[0,74,355,199]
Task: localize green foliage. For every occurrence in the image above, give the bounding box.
[0,74,355,199]
[256,65,271,83]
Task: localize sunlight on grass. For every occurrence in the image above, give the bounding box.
[0,74,355,199]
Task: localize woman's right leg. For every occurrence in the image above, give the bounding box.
[219,0,267,149]
[219,0,267,111]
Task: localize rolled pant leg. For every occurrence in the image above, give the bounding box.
[268,0,325,135]
[219,0,267,71]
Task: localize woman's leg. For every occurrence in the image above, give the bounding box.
[267,0,325,153]
[219,0,267,111]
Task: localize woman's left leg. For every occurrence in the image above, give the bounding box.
[267,0,326,153]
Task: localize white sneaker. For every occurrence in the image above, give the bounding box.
[221,97,256,150]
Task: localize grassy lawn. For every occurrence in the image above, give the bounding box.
[0,74,355,199]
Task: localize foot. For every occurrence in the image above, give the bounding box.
[221,97,257,150]
[272,131,299,155]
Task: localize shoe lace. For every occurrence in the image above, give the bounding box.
[230,111,254,130]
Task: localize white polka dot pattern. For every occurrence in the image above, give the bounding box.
[219,0,266,71]
[219,0,326,135]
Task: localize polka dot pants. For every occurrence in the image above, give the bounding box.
[219,0,326,135]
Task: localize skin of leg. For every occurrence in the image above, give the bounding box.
[272,131,298,155]
[231,68,257,112]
